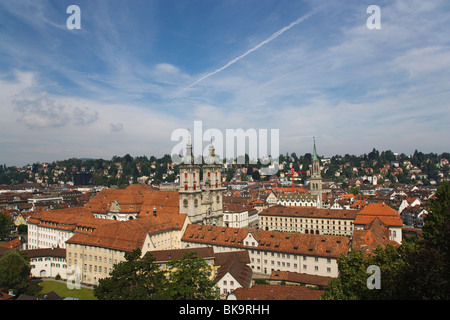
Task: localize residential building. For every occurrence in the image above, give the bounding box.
[258,204,358,236]
[265,192,278,206]
[223,204,258,228]
[400,206,427,227]
[65,213,189,285]
[353,203,403,244]
[181,224,350,278]
[24,248,67,279]
[147,247,252,299]
[277,193,318,207]
[27,207,114,249]
[214,250,252,298]
[352,217,400,256]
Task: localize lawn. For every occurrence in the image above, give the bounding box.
[37,280,97,300]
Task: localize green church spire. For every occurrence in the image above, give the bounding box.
[313,137,319,162]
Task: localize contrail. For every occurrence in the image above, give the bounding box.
[188,10,318,88]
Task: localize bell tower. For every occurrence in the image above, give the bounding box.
[178,134,203,223]
[203,140,224,226]
[310,138,323,208]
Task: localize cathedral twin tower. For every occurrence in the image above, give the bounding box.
[178,138,225,226]
[178,136,322,226]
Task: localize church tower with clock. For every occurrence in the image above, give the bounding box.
[178,138,224,226]
[178,138,203,223]
[309,138,323,208]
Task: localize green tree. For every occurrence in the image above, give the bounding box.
[94,250,219,300]
[321,250,371,300]
[166,252,219,300]
[349,186,360,196]
[394,182,450,299]
[94,249,167,300]
[0,212,14,239]
[323,182,450,300]
[0,249,31,294]
[423,182,450,246]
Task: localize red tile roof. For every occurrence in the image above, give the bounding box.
[0,237,22,249]
[86,184,179,217]
[67,214,187,252]
[230,284,324,300]
[182,224,350,258]
[27,207,113,232]
[354,203,403,227]
[269,270,333,287]
[352,217,399,256]
[214,251,252,288]
[23,247,66,259]
[147,247,215,262]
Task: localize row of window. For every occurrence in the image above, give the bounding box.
[256,265,332,274]
[68,253,118,264]
[279,202,316,206]
[250,250,332,262]
[68,258,118,266]
[67,243,124,254]
[265,224,352,232]
[260,216,353,225]
[31,257,65,262]
[31,263,65,269]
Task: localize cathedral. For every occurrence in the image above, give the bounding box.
[178,138,225,226]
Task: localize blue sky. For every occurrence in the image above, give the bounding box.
[1,0,449,166]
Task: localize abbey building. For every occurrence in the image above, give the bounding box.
[178,139,225,226]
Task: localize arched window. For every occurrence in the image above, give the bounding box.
[185,172,187,178]
[184,184,188,191]
[193,184,196,190]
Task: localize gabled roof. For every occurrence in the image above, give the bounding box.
[23,247,66,259]
[352,217,399,256]
[86,184,179,217]
[67,214,187,252]
[354,203,403,227]
[27,207,114,233]
[0,238,22,249]
[27,207,95,230]
[214,251,252,288]
[269,270,333,287]
[147,247,215,262]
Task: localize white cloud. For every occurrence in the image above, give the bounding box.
[1,1,449,165]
